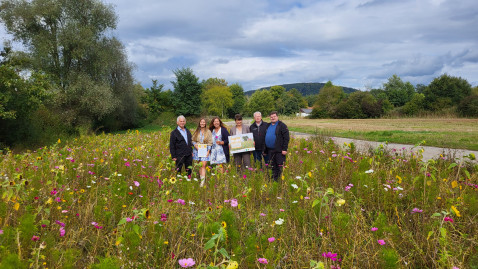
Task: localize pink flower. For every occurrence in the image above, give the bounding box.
[134,181,140,187]
[125,162,130,167]
[322,252,338,261]
[411,208,423,214]
[377,239,386,245]
[126,217,133,222]
[371,227,378,232]
[0,230,3,235]
[268,237,275,242]
[59,227,65,237]
[31,235,40,241]
[260,213,266,216]
[243,175,247,179]
[175,199,185,205]
[444,217,454,223]
[257,258,268,264]
[55,220,65,227]
[304,196,310,200]
[178,258,195,268]
[280,209,285,212]
[230,199,238,207]
[161,214,168,222]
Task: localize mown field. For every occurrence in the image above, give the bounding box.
[283,118,478,151]
[0,129,477,268]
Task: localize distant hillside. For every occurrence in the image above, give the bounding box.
[245,82,358,96]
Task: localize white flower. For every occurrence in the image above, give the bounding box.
[396,186,403,191]
[291,184,298,189]
[189,201,195,205]
[292,201,298,203]
[129,186,133,190]
[193,178,198,182]
[275,218,284,225]
[277,197,282,199]
[365,169,374,174]
[295,176,302,179]
[91,180,96,184]
[118,173,122,177]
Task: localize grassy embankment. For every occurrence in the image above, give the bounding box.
[283,118,478,151]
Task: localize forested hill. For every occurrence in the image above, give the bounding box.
[245,82,358,96]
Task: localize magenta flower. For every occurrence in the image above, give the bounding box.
[175,199,185,205]
[377,239,386,245]
[178,258,195,268]
[125,162,130,167]
[257,258,268,264]
[55,220,65,227]
[243,175,247,179]
[134,181,140,187]
[0,229,3,235]
[371,227,378,231]
[411,208,423,214]
[260,213,266,216]
[59,227,65,237]
[161,214,168,222]
[280,209,285,212]
[31,235,40,241]
[268,237,275,242]
[126,217,133,222]
[444,217,454,223]
[230,199,238,207]
[322,252,338,261]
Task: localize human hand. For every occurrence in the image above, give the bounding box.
[172,158,177,161]
[282,151,287,155]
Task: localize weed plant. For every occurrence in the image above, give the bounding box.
[0,130,477,268]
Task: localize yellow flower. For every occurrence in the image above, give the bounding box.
[336,199,346,206]
[166,190,170,195]
[308,172,312,178]
[190,233,195,237]
[396,175,402,184]
[169,177,177,184]
[226,261,239,269]
[451,205,461,217]
[57,138,61,143]
[80,189,85,193]
[163,241,168,245]
[14,203,20,211]
[451,180,458,188]
[122,205,127,208]
[221,221,227,228]
[207,207,212,212]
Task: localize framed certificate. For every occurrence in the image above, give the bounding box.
[197,144,208,157]
[229,133,255,154]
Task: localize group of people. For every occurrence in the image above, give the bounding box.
[169,111,290,185]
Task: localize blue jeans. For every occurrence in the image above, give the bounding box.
[252,150,269,168]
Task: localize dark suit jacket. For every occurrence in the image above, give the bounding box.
[263,120,290,154]
[250,120,268,150]
[170,127,193,159]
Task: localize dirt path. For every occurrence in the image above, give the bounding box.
[291,131,478,163]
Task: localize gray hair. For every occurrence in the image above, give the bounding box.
[177,115,186,122]
[253,111,262,117]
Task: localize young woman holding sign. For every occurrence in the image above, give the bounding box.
[192,118,213,186]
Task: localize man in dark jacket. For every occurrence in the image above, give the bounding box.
[250,111,269,168]
[263,111,290,181]
[170,115,193,177]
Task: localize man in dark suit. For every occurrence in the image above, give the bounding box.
[250,111,269,168]
[263,111,290,181]
[170,115,193,177]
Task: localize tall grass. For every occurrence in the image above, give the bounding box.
[0,130,476,268]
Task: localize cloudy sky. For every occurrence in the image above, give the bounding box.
[2,0,478,91]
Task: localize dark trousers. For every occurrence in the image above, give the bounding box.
[252,150,269,168]
[175,155,192,176]
[266,150,286,181]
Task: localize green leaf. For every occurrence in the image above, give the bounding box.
[431,213,441,218]
[117,218,127,226]
[312,199,320,208]
[195,214,202,220]
[440,227,447,239]
[204,239,215,250]
[448,163,457,169]
[464,170,471,179]
[133,224,140,235]
[218,248,230,259]
[427,231,433,240]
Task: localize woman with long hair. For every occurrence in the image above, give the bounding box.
[192,118,213,186]
[208,116,230,173]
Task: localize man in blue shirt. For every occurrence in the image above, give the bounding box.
[263,111,290,181]
[170,115,193,177]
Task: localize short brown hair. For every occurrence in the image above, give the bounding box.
[269,111,278,116]
[234,114,242,121]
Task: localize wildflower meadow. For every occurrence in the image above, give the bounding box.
[0,129,477,268]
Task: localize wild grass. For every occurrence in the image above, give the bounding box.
[0,130,477,268]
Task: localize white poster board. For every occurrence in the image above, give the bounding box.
[229,133,255,154]
[197,144,208,157]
